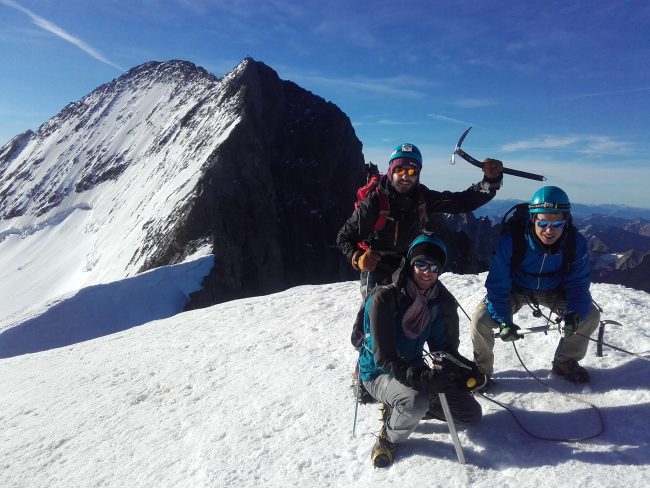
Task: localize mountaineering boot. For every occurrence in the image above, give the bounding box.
[371,431,395,468]
[552,359,590,384]
[371,404,395,468]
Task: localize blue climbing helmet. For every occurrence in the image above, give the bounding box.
[528,186,571,214]
[407,233,447,268]
[389,143,422,167]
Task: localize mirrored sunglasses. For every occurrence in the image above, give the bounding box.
[413,261,440,273]
[393,166,419,177]
[536,219,566,229]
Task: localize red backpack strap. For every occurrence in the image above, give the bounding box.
[373,185,390,232]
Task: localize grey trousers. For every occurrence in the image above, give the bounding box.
[471,290,601,375]
[363,374,482,444]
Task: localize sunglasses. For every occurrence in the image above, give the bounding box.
[413,261,440,273]
[393,166,419,177]
[536,219,566,229]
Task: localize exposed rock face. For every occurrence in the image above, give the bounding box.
[144,59,365,307]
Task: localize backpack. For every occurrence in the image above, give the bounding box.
[500,202,576,277]
[355,163,427,250]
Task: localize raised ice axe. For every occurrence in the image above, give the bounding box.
[451,127,547,182]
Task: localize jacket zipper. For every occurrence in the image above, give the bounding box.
[536,253,548,289]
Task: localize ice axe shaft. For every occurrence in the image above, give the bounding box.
[492,324,554,338]
[439,393,466,464]
[453,127,547,182]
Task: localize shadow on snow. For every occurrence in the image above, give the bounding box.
[0,255,213,359]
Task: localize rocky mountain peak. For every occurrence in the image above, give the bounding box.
[0,57,364,313]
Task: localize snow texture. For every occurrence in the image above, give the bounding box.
[1,270,649,488]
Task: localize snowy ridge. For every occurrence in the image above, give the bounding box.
[1,273,648,487]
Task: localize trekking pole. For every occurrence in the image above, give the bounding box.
[352,368,361,437]
[439,393,465,464]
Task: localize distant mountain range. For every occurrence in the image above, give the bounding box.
[467,199,650,293]
[474,199,650,222]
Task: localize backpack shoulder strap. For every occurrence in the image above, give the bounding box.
[510,227,527,277]
[504,203,530,276]
[372,180,391,232]
[561,226,577,273]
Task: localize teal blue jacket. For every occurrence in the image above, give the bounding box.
[358,277,460,383]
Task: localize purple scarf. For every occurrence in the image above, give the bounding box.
[401,277,438,339]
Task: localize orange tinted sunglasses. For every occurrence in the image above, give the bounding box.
[394,167,419,177]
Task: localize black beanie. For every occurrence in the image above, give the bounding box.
[408,242,446,268]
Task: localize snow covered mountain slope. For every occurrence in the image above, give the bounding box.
[0,58,363,324]
[1,273,648,487]
[0,61,236,323]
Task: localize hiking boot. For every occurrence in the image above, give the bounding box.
[371,427,395,468]
[552,359,590,384]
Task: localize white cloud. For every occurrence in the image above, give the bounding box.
[377,119,418,126]
[454,98,498,108]
[427,113,474,126]
[292,74,428,99]
[500,134,630,155]
[562,86,650,100]
[0,0,124,71]
[501,136,580,152]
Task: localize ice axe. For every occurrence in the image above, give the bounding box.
[451,127,547,181]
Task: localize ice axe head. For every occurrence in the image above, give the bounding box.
[450,126,472,165]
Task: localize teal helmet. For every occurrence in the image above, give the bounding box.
[389,143,422,166]
[407,233,447,268]
[528,186,571,213]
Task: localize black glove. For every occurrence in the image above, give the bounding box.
[449,363,488,391]
[499,322,523,342]
[481,158,504,190]
[419,368,450,393]
[442,354,488,391]
[405,366,449,393]
[563,313,580,338]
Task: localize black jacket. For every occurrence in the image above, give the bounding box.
[337,176,495,277]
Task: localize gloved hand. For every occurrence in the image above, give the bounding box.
[451,364,488,391]
[419,368,450,393]
[443,355,488,391]
[405,366,449,393]
[357,250,382,272]
[563,313,580,338]
[481,158,504,190]
[499,322,523,342]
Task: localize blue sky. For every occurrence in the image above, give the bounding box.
[1,0,649,208]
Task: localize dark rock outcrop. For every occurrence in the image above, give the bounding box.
[138,59,364,307]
